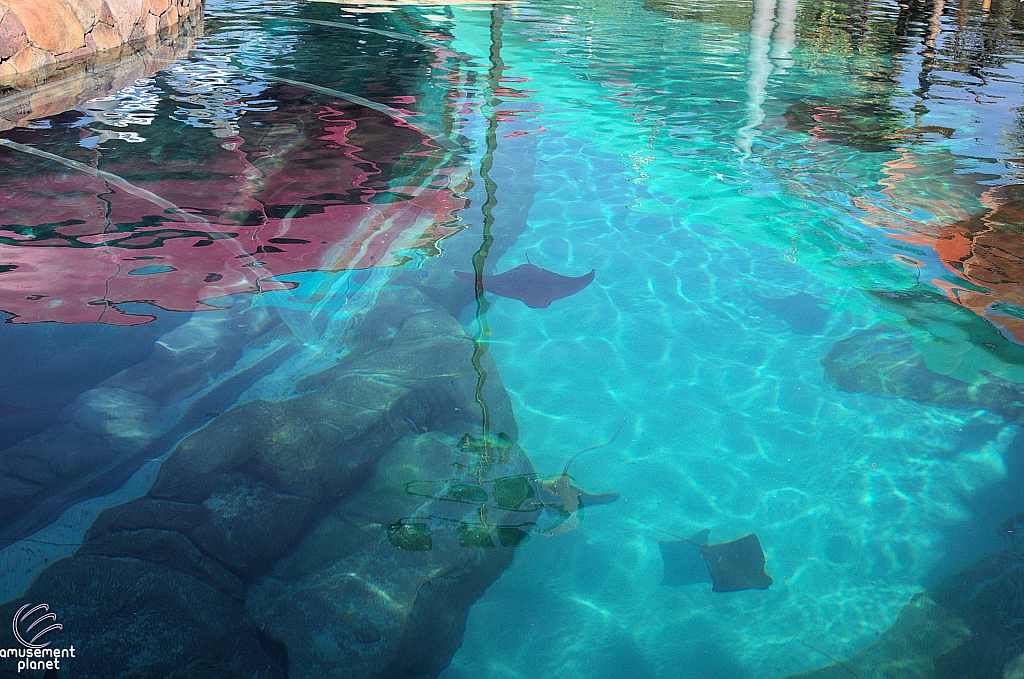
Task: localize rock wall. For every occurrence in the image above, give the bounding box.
[0,286,539,678]
[0,0,202,89]
[0,20,196,131]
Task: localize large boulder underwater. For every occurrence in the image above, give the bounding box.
[804,321,1024,678]
[821,322,1024,422]
[777,533,1024,679]
[0,285,540,679]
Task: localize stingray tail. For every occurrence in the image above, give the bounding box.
[627,513,710,545]
[561,417,628,476]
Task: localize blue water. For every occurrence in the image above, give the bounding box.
[2,0,1024,677]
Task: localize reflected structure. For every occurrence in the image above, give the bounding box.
[0,78,466,325]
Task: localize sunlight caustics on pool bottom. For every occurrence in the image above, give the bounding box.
[1,0,1024,678]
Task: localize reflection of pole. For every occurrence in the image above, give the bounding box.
[469,4,505,438]
[912,0,944,122]
[736,0,776,158]
[770,0,797,72]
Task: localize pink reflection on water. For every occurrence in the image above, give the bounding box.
[0,99,466,325]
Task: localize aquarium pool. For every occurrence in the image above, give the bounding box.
[2,0,1024,677]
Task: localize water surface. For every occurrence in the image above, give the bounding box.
[2,0,1024,677]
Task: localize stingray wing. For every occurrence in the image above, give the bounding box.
[699,533,772,593]
[660,540,713,586]
[455,265,595,308]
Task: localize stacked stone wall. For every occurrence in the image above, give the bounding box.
[0,0,201,88]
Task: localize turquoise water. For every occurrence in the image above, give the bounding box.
[1,0,1024,677]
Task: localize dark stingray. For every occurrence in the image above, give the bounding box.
[749,291,830,335]
[700,533,773,592]
[660,530,772,592]
[996,511,1024,541]
[455,258,595,308]
[659,529,712,586]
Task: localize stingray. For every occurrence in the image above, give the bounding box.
[655,526,772,592]
[749,291,830,335]
[996,511,1024,541]
[700,533,773,592]
[537,421,624,536]
[659,529,712,586]
[455,256,595,308]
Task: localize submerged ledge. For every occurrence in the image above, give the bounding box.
[0,282,536,678]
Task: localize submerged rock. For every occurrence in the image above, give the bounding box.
[1,287,537,678]
[822,325,1024,423]
[1,555,281,679]
[778,538,1024,679]
[1006,653,1024,679]
[0,302,292,544]
[0,422,112,528]
[778,593,971,679]
[249,429,537,679]
[791,328,1024,677]
[926,540,1024,678]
